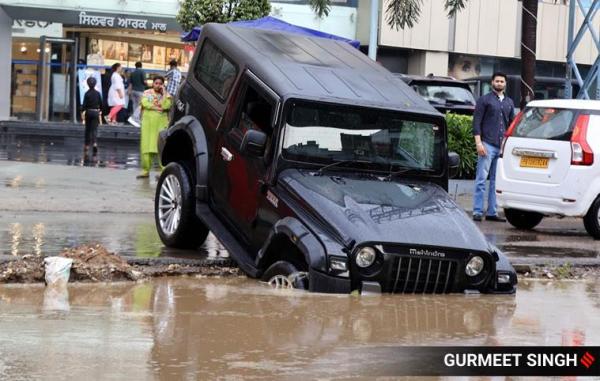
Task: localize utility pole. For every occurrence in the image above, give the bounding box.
[368,0,379,60]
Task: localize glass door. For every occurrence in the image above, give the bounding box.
[36,37,78,123]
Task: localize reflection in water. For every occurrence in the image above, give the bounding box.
[1,213,229,261]
[10,223,22,256]
[1,278,599,380]
[0,133,140,169]
[32,223,45,256]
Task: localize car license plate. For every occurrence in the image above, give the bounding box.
[520,156,549,169]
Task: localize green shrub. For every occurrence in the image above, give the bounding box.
[446,113,477,179]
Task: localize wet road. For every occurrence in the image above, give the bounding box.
[0,278,599,379]
[0,211,228,259]
[0,132,139,170]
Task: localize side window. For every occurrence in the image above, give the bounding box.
[235,84,274,137]
[194,40,238,101]
[232,82,277,160]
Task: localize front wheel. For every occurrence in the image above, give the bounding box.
[262,261,308,290]
[504,208,544,230]
[155,162,209,249]
[584,197,600,239]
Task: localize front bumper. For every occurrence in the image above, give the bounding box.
[350,245,515,294]
[307,247,517,295]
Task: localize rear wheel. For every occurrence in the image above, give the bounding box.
[262,261,308,290]
[584,197,600,239]
[504,208,544,230]
[155,162,209,249]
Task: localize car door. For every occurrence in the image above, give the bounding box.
[210,72,279,247]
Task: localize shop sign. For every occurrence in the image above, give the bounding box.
[12,20,63,38]
[78,12,168,32]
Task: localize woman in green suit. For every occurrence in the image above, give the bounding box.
[138,76,172,179]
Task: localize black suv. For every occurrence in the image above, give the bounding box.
[154,23,517,294]
[396,74,476,115]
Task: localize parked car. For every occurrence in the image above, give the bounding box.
[395,74,476,115]
[497,99,600,238]
[154,23,517,294]
[467,75,580,109]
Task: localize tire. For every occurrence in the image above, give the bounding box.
[584,197,600,239]
[261,261,309,290]
[155,162,209,249]
[504,208,544,230]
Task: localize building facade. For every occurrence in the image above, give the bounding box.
[357,0,593,82]
[0,0,358,122]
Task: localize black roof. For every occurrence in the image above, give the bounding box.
[201,23,442,119]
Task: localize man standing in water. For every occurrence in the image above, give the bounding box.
[472,72,515,222]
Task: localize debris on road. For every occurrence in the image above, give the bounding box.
[0,244,240,284]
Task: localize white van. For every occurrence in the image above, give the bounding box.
[496,99,600,238]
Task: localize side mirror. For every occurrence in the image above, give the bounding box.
[240,130,267,157]
[448,151,460,179]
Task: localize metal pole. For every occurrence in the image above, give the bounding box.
[368,0,379,61]
[36,36,47,122]
[70,37,78,123]
[565,0,576,98]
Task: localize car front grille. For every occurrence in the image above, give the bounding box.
[387,256,457,294]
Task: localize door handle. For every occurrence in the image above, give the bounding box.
[221,147,234,162]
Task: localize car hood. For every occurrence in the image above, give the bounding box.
[279,169,490,252]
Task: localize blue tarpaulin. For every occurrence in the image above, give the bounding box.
[181,16,360,49]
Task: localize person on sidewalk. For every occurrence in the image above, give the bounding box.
[107,63,125,124]
[81,77,102,162]
[127,61,145,128]
[472,72,515,222]
[137,76,172,179]
[164,59,182,97]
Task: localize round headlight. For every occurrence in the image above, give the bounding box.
[466,256,485,277]
[356,247,377,268]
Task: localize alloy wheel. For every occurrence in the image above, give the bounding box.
[158,174,182,236]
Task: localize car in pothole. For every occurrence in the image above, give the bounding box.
[154,23,517,294]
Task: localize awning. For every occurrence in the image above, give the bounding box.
[181,16,360,49]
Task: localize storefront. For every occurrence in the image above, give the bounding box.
[3,6,188,123]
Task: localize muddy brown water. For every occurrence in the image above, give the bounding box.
[0,278,599,380]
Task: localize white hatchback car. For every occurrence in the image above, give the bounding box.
[496,99,600,238]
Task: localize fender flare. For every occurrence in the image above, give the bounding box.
[161,115,209,201]
[255,217,327,273]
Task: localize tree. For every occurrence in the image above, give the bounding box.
[520,0,538,109]
[309,0,467,29]
[176,0,271,31]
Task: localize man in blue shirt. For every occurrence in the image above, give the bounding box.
[165,59,182,97]
[472,72,515,222]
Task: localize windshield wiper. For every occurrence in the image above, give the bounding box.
[315,160,356,176]
[384,166,434,181]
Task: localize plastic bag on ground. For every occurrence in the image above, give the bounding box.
[44,257,73,286]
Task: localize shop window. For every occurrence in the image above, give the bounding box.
[194,40,237,101]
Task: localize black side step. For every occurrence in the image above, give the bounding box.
[195,203,260,278]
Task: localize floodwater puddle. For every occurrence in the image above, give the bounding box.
[0,278,598,379]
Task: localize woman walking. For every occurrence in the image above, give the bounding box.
[107,63,125,124]
[137,76,172,179]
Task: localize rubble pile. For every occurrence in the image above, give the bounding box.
[0,244,240,284]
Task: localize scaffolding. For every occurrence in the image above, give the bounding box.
[566,0,600,98]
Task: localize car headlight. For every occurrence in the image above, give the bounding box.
[356,247,377,268]
[466,256,484,277]
[497,273,511,284]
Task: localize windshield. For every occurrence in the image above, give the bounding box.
[282,101,444,173]
[513,107,577,141]
[413,84,475,105]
